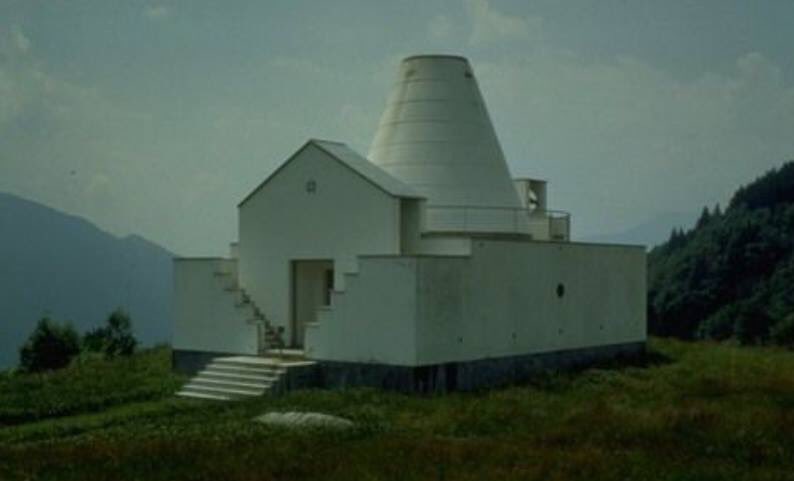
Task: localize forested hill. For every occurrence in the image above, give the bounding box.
[648,161,794,345]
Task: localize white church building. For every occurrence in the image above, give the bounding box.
[173,55,646,398]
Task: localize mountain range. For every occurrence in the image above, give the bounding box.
[580,211,699,249]
[0,192,174,369]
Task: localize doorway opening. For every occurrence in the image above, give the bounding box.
[291,260,334,348]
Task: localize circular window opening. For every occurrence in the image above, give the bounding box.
[556,283,565,298]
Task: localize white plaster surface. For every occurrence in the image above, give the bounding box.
[238,142,403,345]
[369,56,522,212]
[305,239,645,366]
[305,257,418,365]
[173,258,258,354]
[414,239,646,365]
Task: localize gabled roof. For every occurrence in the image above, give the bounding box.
[238,139,423,207]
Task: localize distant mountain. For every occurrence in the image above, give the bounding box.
[648,161,794,344]
[0,193,174,369]
[582,211,699,249]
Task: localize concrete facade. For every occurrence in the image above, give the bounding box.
[238,141,412,347]
[304,238,645,367]
[416,239,646,364]
[305,256,421,365]
[173,258,258,355]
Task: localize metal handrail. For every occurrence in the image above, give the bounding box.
[429,204,568,214]
[423,205,571,239]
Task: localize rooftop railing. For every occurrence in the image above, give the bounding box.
[423,205,570,241]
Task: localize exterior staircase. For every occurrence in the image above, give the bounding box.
[177,356,286,401]
[176,261,316,401]
[214,268,286,354]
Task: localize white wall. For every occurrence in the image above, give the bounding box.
[414,240,646,365]
[400,199,472,256]
[238,143,402,346]
[305,239,644,366]
[304,257,418,365]
[173,258,259,354]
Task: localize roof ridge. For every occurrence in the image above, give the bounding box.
[310,142,423,199]
[238,139,424,207]
[308,138,344,145]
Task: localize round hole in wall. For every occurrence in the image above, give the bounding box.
[458,337,464,343]
[556,283,565,298]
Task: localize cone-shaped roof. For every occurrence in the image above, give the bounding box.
[368,55,523,232]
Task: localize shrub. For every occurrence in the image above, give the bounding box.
[83,308,138,358]
[696,305,739,341]
[770,313,794,347]
[0,346,183,426]
[734,303,774,345]
[19,318,80,372]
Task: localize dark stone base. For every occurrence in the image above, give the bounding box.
[315,341,646,393]
[173,342,646,393]
[172,349,239,376]
[272,363,324,394]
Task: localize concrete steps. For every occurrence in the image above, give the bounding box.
[198,370,279,383]
[177,356,287,401]
[176,391,231,401]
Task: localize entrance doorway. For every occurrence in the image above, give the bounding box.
[291,260,334,348]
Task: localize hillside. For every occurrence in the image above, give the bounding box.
[648,161,794,343]
[0,192,174,368]
[1,340,793,480]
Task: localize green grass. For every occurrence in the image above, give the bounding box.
[1,339,794,480]
[0,347,185,425]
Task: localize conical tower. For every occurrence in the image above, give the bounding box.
[368,55,525,233]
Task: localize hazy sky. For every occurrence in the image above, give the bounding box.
[2,0,793,255]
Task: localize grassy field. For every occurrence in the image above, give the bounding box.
[1,339,793,480]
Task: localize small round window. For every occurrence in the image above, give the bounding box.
[556,283,565,298]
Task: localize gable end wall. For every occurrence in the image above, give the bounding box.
[237,143,401,342]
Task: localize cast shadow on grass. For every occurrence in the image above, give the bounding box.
[517,345,674,392]
[584,345,673,371]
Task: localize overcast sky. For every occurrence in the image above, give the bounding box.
[2,0,793,255]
